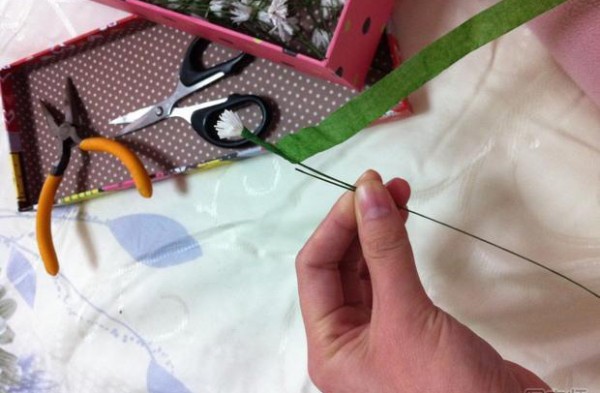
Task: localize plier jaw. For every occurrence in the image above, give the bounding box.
[39,78,84,176]
[39,103,75,176]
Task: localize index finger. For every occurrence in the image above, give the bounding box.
[295,190,357,326]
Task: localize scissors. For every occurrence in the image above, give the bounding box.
[37,78,152,276]
[110,38,271,148]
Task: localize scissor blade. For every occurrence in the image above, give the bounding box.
[117,106,168,137]
[109,105,154,126]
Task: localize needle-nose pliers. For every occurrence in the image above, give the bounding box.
[36,78,153,276]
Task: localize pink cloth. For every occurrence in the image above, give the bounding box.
[531,0,600,108]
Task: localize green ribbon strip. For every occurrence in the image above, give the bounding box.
[243,0,567,163]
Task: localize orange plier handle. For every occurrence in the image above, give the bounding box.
[36,137,153,276]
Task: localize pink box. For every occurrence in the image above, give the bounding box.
[91,0,394,90]
[1,16,410,211]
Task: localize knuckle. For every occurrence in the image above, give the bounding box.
[365,229,409,261]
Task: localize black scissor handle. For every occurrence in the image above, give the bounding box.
[180,38,251,88]
[191,94,271,149]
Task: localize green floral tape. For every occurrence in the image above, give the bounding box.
[244,0,567,164]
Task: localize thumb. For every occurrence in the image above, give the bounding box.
[355,178,432,323]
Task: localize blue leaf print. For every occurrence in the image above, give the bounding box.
[7,248,36,308]
[108,214,202,268]
[147,360,193,393]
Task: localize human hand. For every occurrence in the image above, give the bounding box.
[296,170,550,393]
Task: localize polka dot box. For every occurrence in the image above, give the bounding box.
[0,16,410,212]
[92,0,395,90]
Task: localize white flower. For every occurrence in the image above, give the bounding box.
[311,28,330,50]
[257,10,271,24]
[271,17,297,42]
[209,0,228,17]
[230,1,253,24]
[165,1,182,10]
[321,0,345,19]
[216,110,245,140]
[260,0,297,42]
[267,0,288,21]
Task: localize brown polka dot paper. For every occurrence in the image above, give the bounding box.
[1,18,409,211]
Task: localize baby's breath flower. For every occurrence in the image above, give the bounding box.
[216,110,245,140]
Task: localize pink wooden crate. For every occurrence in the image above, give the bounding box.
[91,0,395,90]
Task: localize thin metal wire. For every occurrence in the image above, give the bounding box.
[295,168,355,191]
[297,163,357,191]
[295,167,600,299]
[401,207,600,299]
